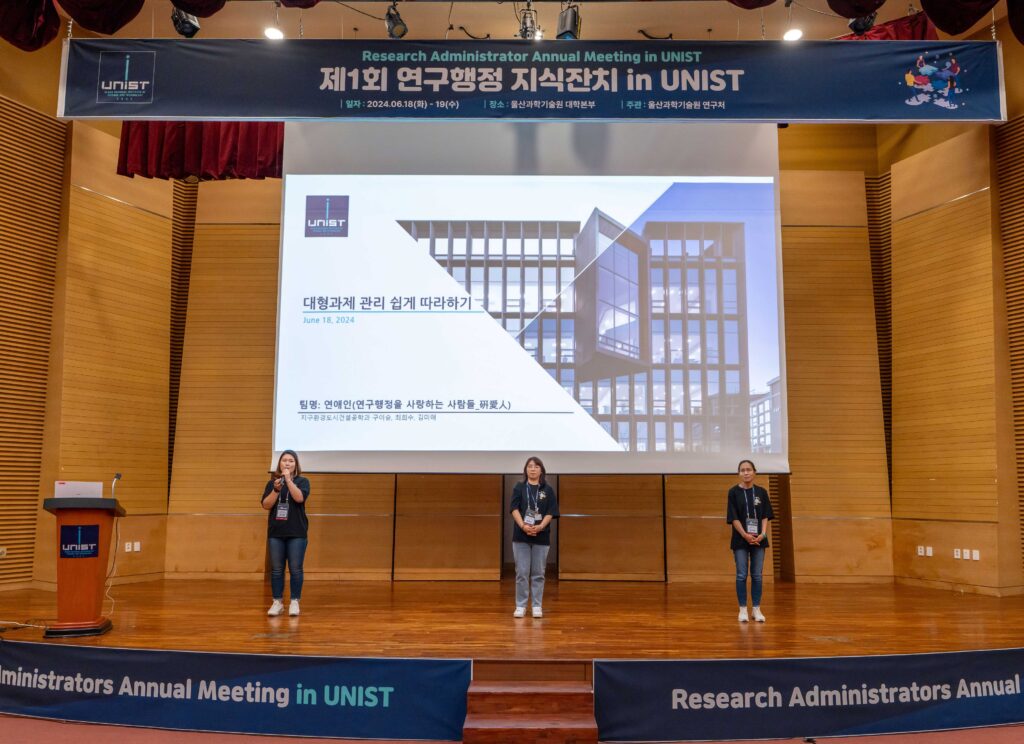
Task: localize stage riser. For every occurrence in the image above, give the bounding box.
[467,681,593,715]
[463,681,597,744]
[462,717,598,744]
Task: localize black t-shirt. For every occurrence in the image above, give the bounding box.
[263,476,311,539]
[725,484,774,551]
[510,481,559,546]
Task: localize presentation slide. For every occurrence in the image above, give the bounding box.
[275,122,786,473]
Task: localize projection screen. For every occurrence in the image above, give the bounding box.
[276,121,786,473]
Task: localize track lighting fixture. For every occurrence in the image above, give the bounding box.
[557,3,581,40]
[518,0,543,41]
[171,5,200,38]
[385,2,408,39]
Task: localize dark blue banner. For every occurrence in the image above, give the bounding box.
[595,648,1024,741]
[59,38,1005,122]
[0,640,470,740]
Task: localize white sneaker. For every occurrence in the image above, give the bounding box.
[738,607,749,623]
[513,606,526,618]
[752,607,766,623]
[267,600,284,617]
[289,600,300,617]
[532,606,543,618]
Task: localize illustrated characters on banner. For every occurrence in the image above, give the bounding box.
[904,52,964,110]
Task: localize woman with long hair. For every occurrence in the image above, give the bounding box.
[260,450,310,617]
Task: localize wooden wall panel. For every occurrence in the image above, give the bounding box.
[56,188,172,515]
[866,173,893,489]
[779,168,893,582]
[69,124,172,219]
[891,193,999,522]
[558,476,664,581]
[165,515,266,578]
[780,170,868,227]
[168,223,279,515]
[31,123,174,587]
[393,475,500,580]
[778,124,878,175]
[305,473,394,579]
[893,520,1003,595]
[996,117,1024,581]
[0,96,65,587]
[169,182,198,486]
[890,125,1022,593]
[781,226,891,519]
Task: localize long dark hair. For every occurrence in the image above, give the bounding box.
[522,456,547,487]
[274,450,302,478]
[737,459,757,474]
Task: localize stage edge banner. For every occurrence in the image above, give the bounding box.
[57,39,1005,122]
[594,648,1024,742]
[0,640,470,740]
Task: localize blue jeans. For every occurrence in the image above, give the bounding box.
[734,546,766,607]
[268,537,307,601]
[512,542,550,609]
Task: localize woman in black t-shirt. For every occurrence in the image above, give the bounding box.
[260,450,311,617]
[726,459,774,624]
[509,456,559,618]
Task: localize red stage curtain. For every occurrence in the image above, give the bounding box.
[920,0,998,35]
[827,0,886,17]
[725,0,777,9]
[1011,0,1024,46]
[172,0,227,18]
[117,121,284,181]
[837,11,938,40]
[56,0,144,35]
[0,0,60,52]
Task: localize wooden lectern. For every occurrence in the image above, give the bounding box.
[42,497,126,638]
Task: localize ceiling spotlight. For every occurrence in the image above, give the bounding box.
[518,0,542,41]
[264,1,284,39]
[782,0,802,41]
[385,2,408,39]
[848,12,877,35]
[171,6,200,38]
[557,3,581,40]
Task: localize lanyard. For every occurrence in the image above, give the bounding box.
[742,487,756,521]
[526,483,540,512]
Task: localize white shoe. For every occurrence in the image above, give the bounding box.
[752,607,766,623]
[513,606,526,618]
[267,600,284,617]
[532,606,543,618]
[738,607,749,623]
[289,600,300,617]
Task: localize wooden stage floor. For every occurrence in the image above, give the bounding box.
[3,577,1024,664]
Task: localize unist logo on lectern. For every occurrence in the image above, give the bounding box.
[97,51,156,104]
[60,525,100,559]
[305,196,350,238]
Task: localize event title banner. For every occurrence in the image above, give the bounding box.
[595,648,1024,741]
[59,38,1005,122]
[0,641,470,740]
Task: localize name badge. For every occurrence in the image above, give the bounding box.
[275,502,290,521]
[745,518,759,535]
[524,508,540,526]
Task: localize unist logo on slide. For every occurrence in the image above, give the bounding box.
[305,196,350,238]
[97,51,156,104]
